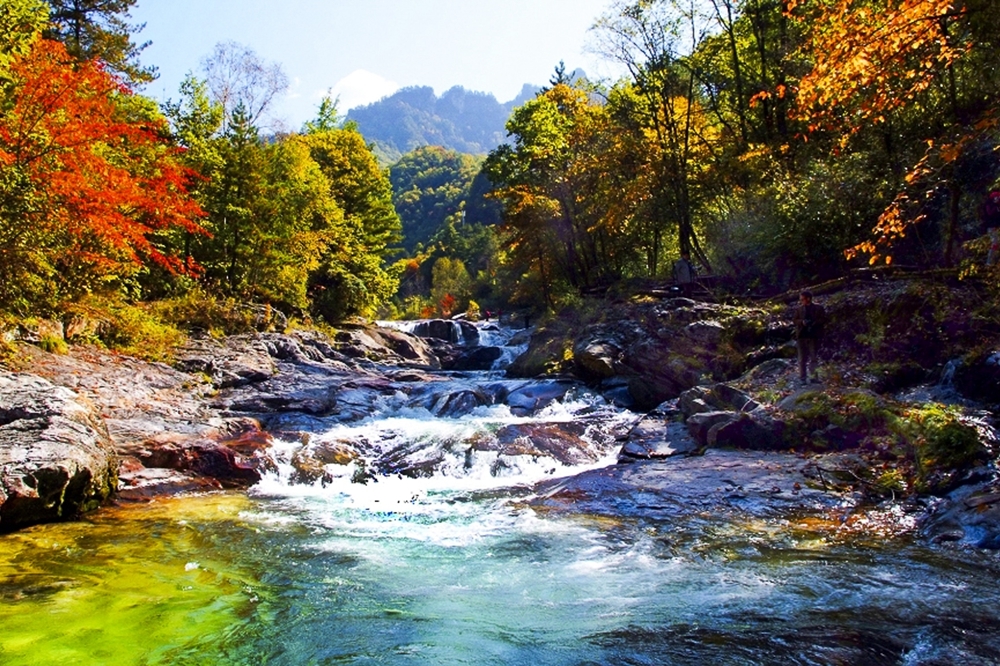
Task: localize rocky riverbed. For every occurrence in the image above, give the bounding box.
[2,279,999,550]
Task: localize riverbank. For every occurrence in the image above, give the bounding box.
[2,276,999,549]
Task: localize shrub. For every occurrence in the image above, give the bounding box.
[63,296,184,362]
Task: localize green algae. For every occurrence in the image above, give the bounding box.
[0,493,267,666]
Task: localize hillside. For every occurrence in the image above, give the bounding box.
[346,84,538,163]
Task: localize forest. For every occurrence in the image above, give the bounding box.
[1,0,999,356]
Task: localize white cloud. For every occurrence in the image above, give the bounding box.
[326,70,400,111]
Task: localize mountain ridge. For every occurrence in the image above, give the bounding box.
[345,83,539,164]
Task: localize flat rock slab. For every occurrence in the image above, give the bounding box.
[530,450,857,524]
[619,418,699,460]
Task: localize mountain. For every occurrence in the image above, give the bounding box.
[346,84,540,164]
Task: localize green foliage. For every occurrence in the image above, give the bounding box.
[43,0,156,84]
[64,295,184,361]
[302,93,342,134]
[303,126,401,322]
[780,389,894,450]
[430,257,471,314]
[162,82,399,323]
[37,333,67,355]
[147,288,279,336]
[389,146,482,252]
[0,0,46,74]
[896,404,988,493]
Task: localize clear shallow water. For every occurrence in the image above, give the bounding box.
[4,480,1000,666]
[4,323,1000,665]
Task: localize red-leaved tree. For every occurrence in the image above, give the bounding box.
[0,37,205,313]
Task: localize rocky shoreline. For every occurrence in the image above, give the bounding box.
[2,279,999,549]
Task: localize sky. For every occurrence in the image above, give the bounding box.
[131,0,622,130]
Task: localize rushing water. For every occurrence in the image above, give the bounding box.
[3,323,1000,665]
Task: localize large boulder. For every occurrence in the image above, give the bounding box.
[573,338,622,380]
[679,383,760,419]
[443,346,503,371]
[0,373,118,531]
[411,319,479,345]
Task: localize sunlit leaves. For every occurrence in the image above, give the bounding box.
[0,37,203,312]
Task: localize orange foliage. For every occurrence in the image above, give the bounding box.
[792,0,964,135]
[438,293,456,317]
[0,38,205,277]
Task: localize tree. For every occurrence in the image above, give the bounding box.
[201,41,288,130]
[792,0,1000,265]
[0,0,48,75]
[302,125,402,321]
[389,146,482,252]
[430,257,471,315]
[43,0,156,84]
[0,37,203,313]
[593,0,717,269]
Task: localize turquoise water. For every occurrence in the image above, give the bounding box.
[4,341,999,665]
[3,482,1000,666]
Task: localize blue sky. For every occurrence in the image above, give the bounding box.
[132,0,619,130]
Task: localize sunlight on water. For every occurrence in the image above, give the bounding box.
[4,480,1000,664]
[0,494,263,666]
[4,322,1000,664]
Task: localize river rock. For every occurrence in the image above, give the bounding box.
[920,482,1000,549]
[679,384,760,419]
[125,431,263,488]
[430,388,492,418]
[493,421,607,465]
[444,346,503,371]
[505,381,576,416]
[953,351,1000,405]
[529,450,855,525]
[573,338,622,380]
[707,411,786,450]
[116,466,223,501]
[411,319,479,345]
[687,410,741,445]
[0,373,118,531]
[175,334,277,388]
[684,320,726,346]
[619,414,699,460]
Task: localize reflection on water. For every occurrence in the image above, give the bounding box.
[3,484,1000,666]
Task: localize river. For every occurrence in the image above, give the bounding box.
[2,321,999,665]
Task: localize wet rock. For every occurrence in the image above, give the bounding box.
[444,346,503,371]
[619,414,699,460]
[289,440,361,485]
[506,381,575,416]
[920,482,1000,549]
[529,450,852,523]
[116,465,223,501]
[431,388,492,418]
[411,319,479,345]
[952,351,1000,405]
[494,421,607,465]
[0,374,118,531]
[375,328,440,367]
[128,432,263,488]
